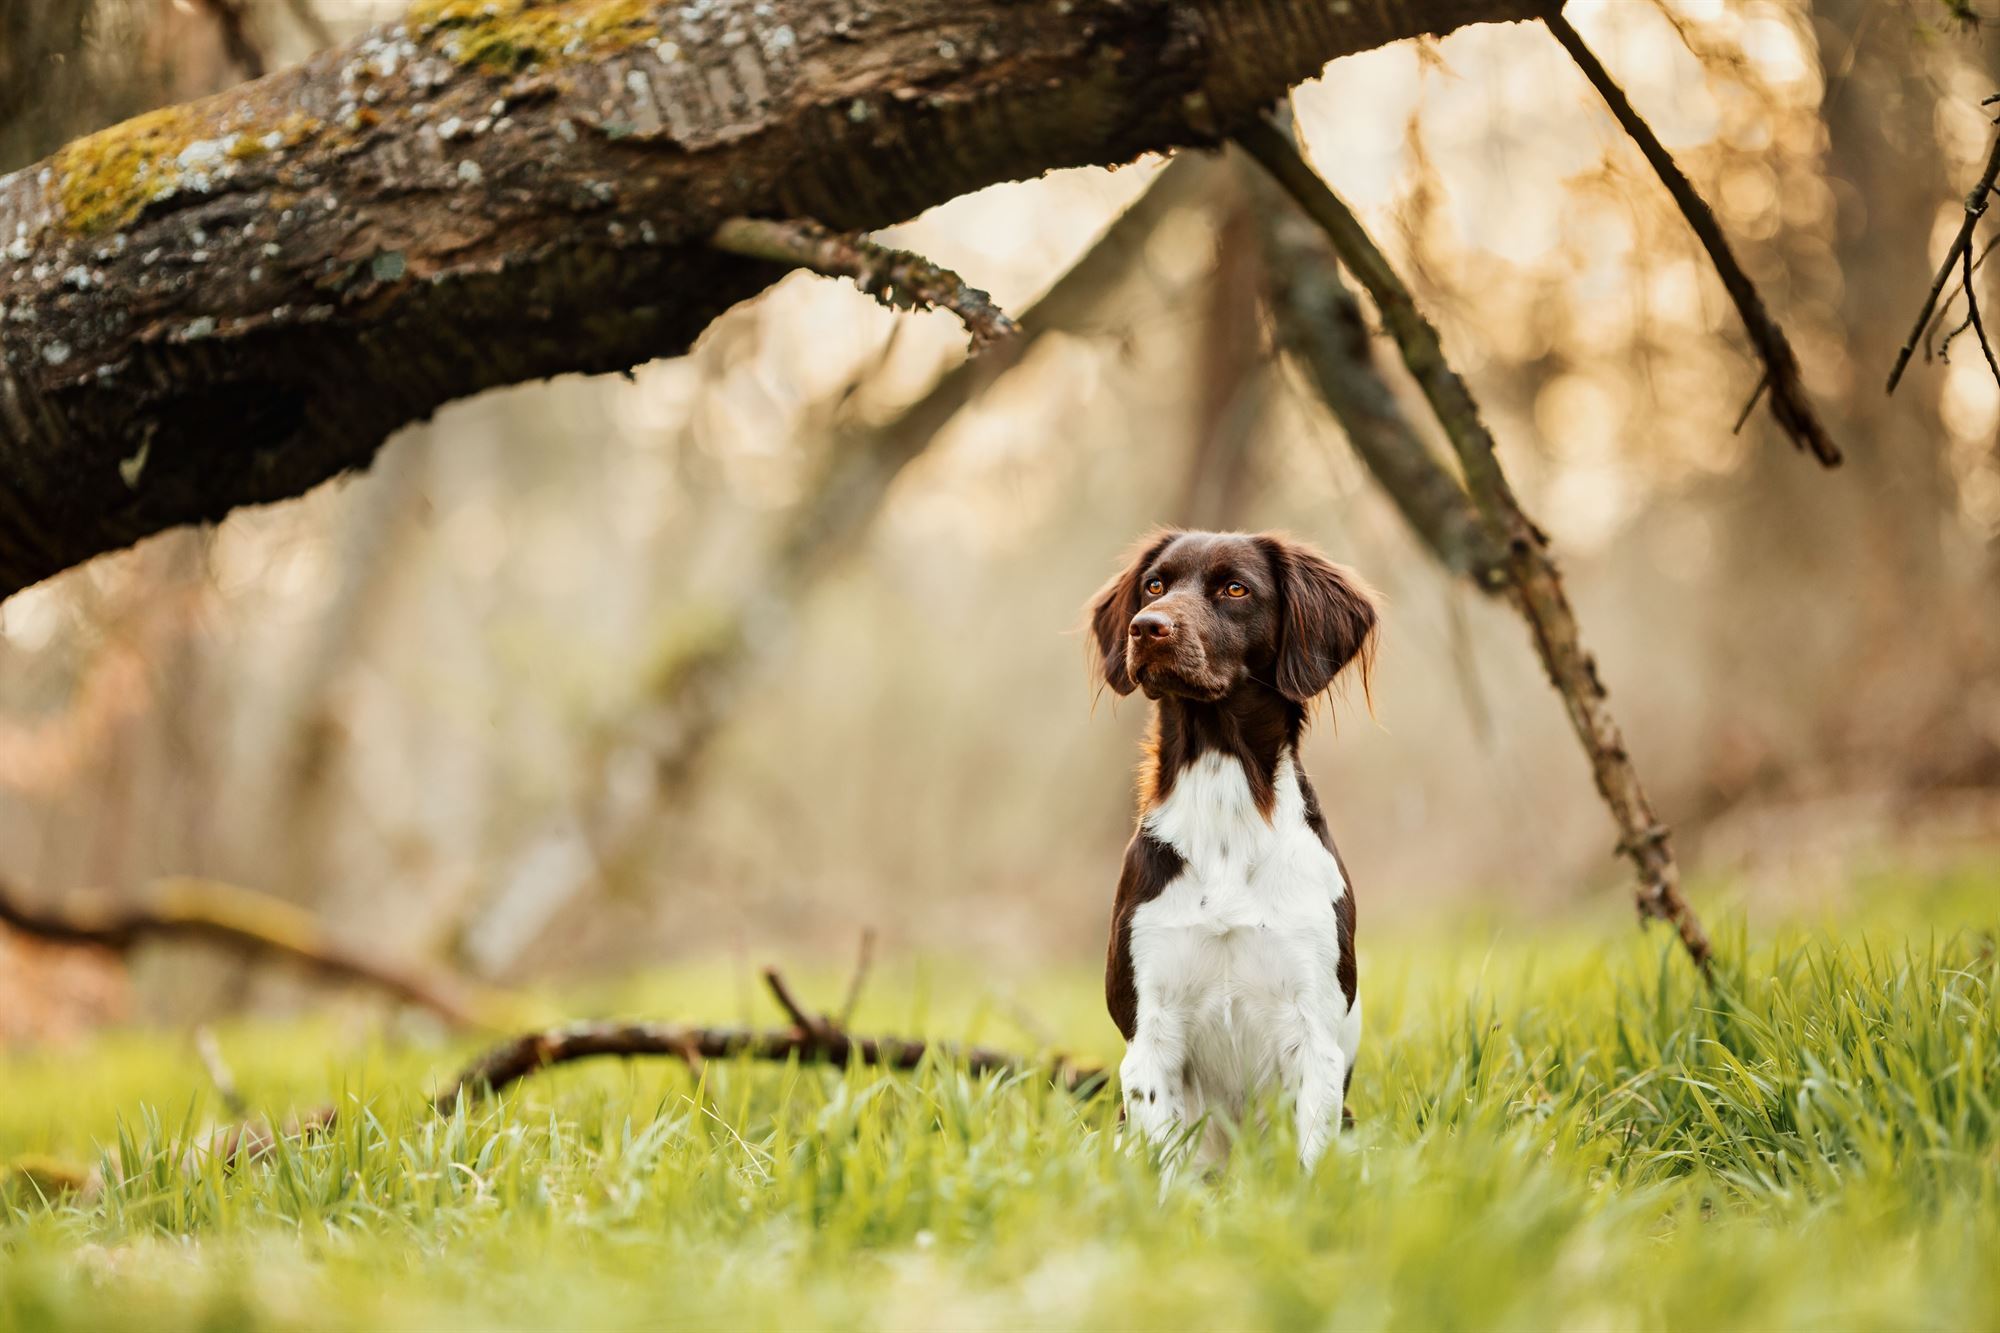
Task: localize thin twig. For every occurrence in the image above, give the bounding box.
[1937,306,1975,364]
[0,875,518,1030]
[711,217,1019,349]
[1731,372,1768,436]
[1543,9,1838,466]
[1924,232,2000,356]
[1240,116,1715,976]
[432,1019,1104,1114]
[836,929,876,1030]
[761,966,838,1045]
[1959,240,2000,389]
[1889,129,2000,393]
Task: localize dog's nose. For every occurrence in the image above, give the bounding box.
[1130,611,1175,641]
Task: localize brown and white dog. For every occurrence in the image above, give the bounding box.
[1087,529,1378,1169]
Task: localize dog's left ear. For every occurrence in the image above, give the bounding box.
[1259,535,1379,705]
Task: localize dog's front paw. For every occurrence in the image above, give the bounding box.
[1119,1051,1190,1156]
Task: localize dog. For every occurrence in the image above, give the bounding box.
[1087,528,1378,1169]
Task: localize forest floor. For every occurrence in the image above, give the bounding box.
[1,864,1997,1332]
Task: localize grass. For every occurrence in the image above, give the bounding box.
[1,878,1997,1332]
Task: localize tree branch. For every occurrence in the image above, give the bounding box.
[1241,116,1715,975]
[761,966,838,1046]
[1253,174,1506,585]
[711,218,1017,349]
[0,0,1544,602]
[432,1017,1104,1114]
[1542,10,1839,467]
[1889,126,2000,394]
[1956,240,2000,389]
[0,874,520,1027]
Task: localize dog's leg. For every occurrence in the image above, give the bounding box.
[1119,1010,1193,1163]
[1283,1021,1349,1171]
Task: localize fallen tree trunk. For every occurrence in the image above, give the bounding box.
[0,0,1542,601]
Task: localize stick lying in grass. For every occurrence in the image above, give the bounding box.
[434,967,1104,1113]
[0,880,1097,1169]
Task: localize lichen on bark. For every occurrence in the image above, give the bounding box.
[51,104,320,236]
[407,0,660,73]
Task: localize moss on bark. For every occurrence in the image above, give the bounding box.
[408,0,659,73]
[52,106,320,236]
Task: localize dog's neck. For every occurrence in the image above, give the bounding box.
[1141,681,1306,821]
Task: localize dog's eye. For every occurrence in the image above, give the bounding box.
[1144,578,1165,596]
[1223,581,1249,599]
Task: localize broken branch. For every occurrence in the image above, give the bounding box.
[1542,9,1839,467]
[761,966,839,1046]
[712,218,1018,350]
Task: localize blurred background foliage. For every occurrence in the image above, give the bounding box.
[3,0,1999,1032]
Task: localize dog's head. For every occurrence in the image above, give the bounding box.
[1087,529,1378,705]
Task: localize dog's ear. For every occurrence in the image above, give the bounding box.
[1087,530,1178,696]
[1259,535,1379,705]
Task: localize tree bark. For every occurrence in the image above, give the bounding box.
[0,0,1543,602]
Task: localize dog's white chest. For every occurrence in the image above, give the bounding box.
[1127,752,1353,1118]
